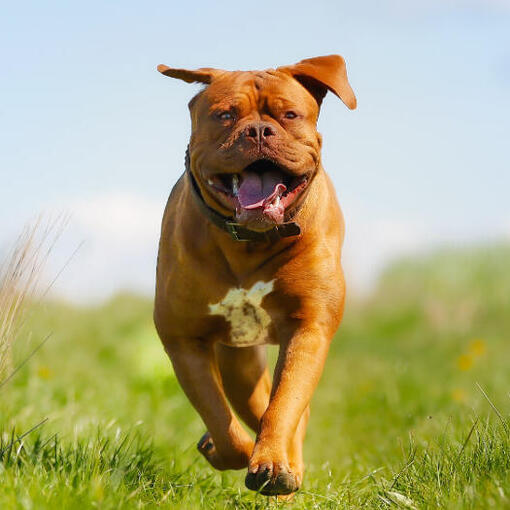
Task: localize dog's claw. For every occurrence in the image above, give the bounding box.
[197,432,215,454]
[245,462,299,495]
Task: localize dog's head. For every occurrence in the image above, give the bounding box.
[158,55,356,231]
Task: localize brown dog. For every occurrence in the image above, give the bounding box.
[154,55,356,496]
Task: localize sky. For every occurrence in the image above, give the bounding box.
[1,0,509,302]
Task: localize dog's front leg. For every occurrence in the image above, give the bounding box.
[245,324,331,495]
[163,337,254,470]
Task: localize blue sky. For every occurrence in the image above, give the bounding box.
[1,0,509,301]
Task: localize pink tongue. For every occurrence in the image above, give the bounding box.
[237,170,287,209]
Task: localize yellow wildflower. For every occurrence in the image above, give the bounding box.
[37,366,53,380]
[451,388,466,402]
[457,354,473,371]
[469,339,486,357]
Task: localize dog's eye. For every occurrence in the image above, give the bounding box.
[217,111,233,121]
[284,111,298,119]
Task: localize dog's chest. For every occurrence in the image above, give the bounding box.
[208,280,274,346]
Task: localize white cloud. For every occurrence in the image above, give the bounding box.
[54,192,432,302]
[72,193,162,245]
[45,193,164,303]
[342,203,510,296]
[342,208,432,295]
[3,191,509,304]
[49,191,412,302]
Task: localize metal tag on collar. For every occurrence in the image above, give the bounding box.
[225,222,249,242]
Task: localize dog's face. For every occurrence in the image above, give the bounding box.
[158,55,356,230]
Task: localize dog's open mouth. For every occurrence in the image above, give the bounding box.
[205,160,309,225]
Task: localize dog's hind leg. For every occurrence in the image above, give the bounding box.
[163,337,254,470]
[215,344,271,433]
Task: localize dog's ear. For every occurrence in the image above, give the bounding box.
[157,64,224,84]
[279,55,357,110]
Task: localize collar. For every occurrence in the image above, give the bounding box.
[185,150,302,242]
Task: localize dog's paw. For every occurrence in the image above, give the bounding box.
[197,431,216,455]
[245,460,300,496]
[197,431,251,471]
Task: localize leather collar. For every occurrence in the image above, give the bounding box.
[185,150,301,242]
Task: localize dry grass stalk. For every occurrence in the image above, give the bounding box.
[0,216,68,382]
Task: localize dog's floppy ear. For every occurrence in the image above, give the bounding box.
[157,64,224,84]
[279,55,357,110]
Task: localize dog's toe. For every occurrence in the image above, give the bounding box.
[245,462,299,496]
[197,432,216,455]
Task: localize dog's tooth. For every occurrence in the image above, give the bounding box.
[274,195,280,206]
[232,174,239,196]
[207,178,214,186]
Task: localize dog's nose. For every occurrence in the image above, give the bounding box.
[243,122,276,142]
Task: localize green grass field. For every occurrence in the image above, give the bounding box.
[1,244,510,509]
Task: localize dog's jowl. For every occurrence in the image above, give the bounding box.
[154,55,356,496]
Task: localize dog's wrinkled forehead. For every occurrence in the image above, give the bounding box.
[158,55,357,112]
[192,69,319,119]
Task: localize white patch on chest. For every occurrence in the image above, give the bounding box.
[208,280,275,346]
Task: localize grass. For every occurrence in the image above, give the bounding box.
[0,217,67,382]
[1,243,510,508]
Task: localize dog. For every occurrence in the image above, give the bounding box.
[154,55,356,496]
